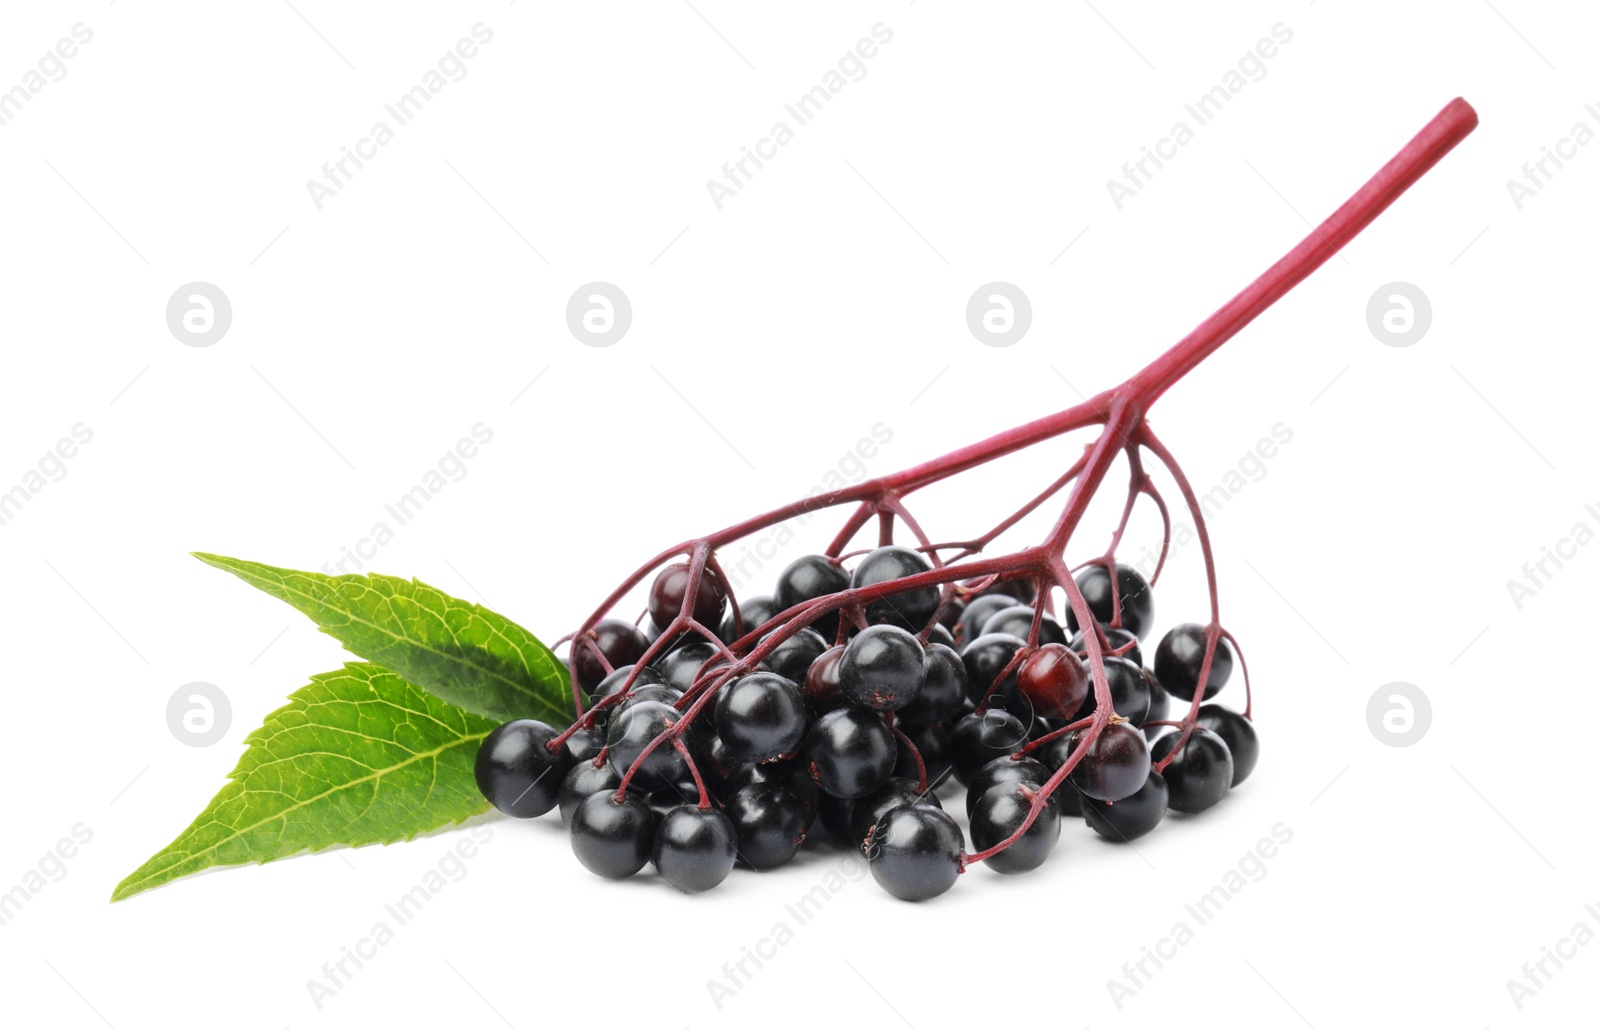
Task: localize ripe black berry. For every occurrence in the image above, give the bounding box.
[1067,723,1151,802]
[896,643,967,725]
[892,721,953,788]
[970,781,1060,874]
[803,707,896,799]
[592,663,666,702]
[605,700,690,789]
[562,723,607,765]
[851,545,938,632]
[719,594,778,645]
[1067,563,1155,640]
[715,672,808,762]
[558,760,622,824]
[573,619,651,694]
[964,755,1054,817]
[839,625,925,712]
[1083,769,1169,842]
[981,604,1068,646]
[1195,704,1258,785]
[960,632,1028,710]
[1016,643,1089,719]
[724,783,808,870]
[1154,623,1233,701]
[956,594,1015,647]
[1072,625,1143,669]
[867,804,965,902]
[762,627,829,683]
[850,776,939,849]
[1071,655,1152,725]
[803,645,848,713]
[648,561,729,631]
[653,639,721,693]
[475,720,571,818]
[654,806,739,893]
[727,759,819,824]
[1142,670,1171,737]
[949,709,1028,787]
[570,791,656,879]
[1151,728,1233,813]
[774,554,849,639]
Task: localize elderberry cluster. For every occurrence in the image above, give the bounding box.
[473,550,1259,901]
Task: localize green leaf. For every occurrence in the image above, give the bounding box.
[113,663,500,902]
[193,552,572,724]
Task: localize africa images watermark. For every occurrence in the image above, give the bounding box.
[1504,499,1600,611]
[1128,421,1293,580]
[1504,901,1600,1011]
[705,848,871,1010]
[0,422,94,530]
[1106,821,1294,1010]
[306,825,493,1010]
[0,22,94,129]
[0,823,93,929]
[1504,102,1600,210]
[306,23,495,210]
[322,422,494,576]
[1104,22,1294,210]
[721,422,895,593]
[705,21,895,210]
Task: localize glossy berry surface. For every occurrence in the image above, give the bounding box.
[949,710,1029,787]
[605,700,690,789]
[803,707,896,799]
[570,791,655,879]
[475,720,571,818]
[762,627,829,684]
[956,594,1015,647]
[867,804,965,902]
[562,723,607,765]
[970,781,1060,874]
[715,672,808,762]
[892,721,953,788]
[1072,625,1144,669]
[773,554,849,639]
[653,806,739,893]
[724,783,807,869]
[573,618,651,694]
[719,594,778,645]
[1142,671,1171,737]
[1067,723,1151,802]
[839,625,925,712]
[1152,727,1234,813]
[981,604,1068,646]
[1071,655,1152,725]
[653,639,721,693]
[1016,643,1089,719]
[803,645,848,713]
[647,562,729,631]
[851,545,938,632]
[591,663,666,702]
[850,777,937,849]
[1154,623,1234,701]
[964,755,1053,817]
[1196,704,1258,785]
[1069,563,1155,640]
[960,632,1028,710]
[1083,769,1169,842]
[558,760,622,824]
[896,643,967,725]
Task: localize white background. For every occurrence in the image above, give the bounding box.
[0,1,1594,1028]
